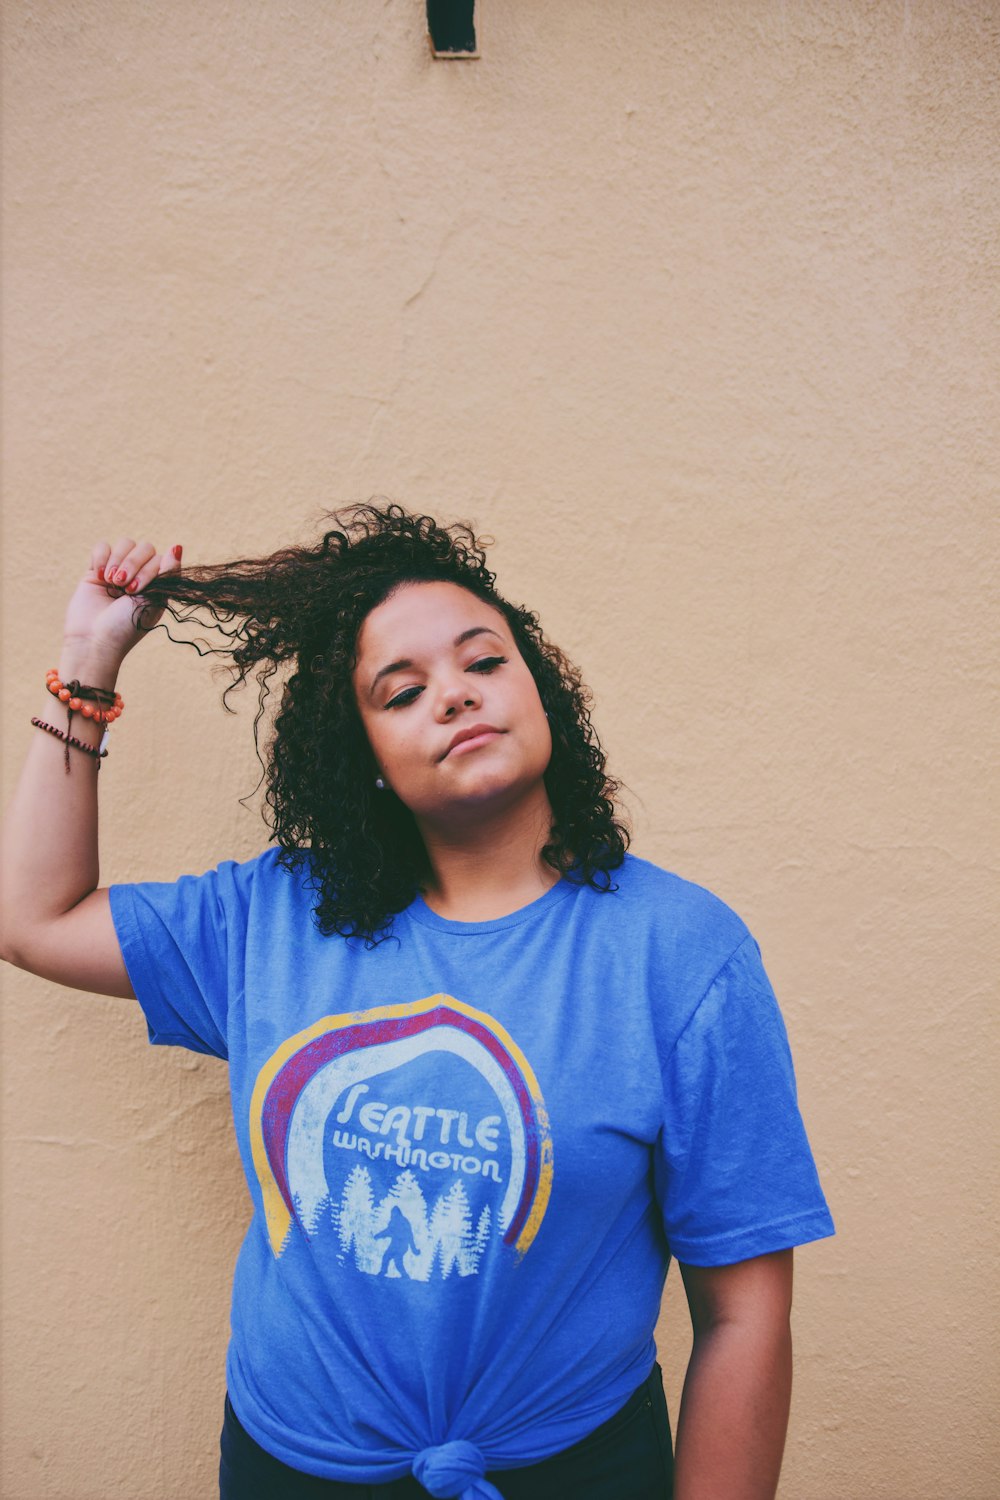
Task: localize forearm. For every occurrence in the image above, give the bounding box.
[0,639,122,955]
[673,1317,792,1500]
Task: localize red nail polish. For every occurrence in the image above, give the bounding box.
[96,567,105,581]
[172,544,183,559]
[116,569,128,584]
[126,579,139,593]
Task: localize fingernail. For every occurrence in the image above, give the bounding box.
[115,569,128,584]
[96,567,105,581]
[126,579,139,593]
[172,544,183,559]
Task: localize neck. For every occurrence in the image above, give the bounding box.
[417,787,560,922]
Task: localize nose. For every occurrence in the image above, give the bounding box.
[434,674,482,721]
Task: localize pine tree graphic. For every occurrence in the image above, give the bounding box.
[385,1170,429,1232]
[300,1191,331,1238]
[337,1165,382,1274]
[429,1180,474,1279]
[469,1204,492,1271]
[425,1236,444,1282]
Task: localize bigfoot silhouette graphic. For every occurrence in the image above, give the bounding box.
[376,1205,418,1276]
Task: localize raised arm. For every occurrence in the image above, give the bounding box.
[0,537,182,996]
[673,1250,794,1500]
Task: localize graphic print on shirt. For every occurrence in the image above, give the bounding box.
[248,995,553,1281]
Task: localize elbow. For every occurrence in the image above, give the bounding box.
[0,904,17,966]
[0,920,30,971]
[0,904,49,973]
[0,877,27,967]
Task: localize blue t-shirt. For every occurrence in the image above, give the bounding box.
[110,850,833,1497]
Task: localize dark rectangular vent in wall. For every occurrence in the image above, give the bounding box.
[427,0,478,58]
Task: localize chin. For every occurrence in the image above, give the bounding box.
[462,770,548,814]
[413,770,544,824]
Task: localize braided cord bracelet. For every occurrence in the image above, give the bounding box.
[31,717,109,767]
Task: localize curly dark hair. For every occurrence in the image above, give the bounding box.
[141,504,628,943]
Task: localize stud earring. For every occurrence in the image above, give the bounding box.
[375,777,385,791]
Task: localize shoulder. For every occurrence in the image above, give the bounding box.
[113,844,301,918]
[191,843,290,897]
[223,844,320,911]
[579,854,759,1032]
[604,852,751,952]
[592,862,804,1103]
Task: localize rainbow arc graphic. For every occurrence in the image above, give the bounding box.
[249,995,553,1259]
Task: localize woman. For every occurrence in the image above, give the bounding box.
[1,505,833,1500]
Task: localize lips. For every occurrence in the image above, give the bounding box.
[441,723,505,760]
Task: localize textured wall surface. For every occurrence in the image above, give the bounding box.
[2,3,997,1497]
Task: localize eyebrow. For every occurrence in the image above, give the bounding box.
[369,625,505,699]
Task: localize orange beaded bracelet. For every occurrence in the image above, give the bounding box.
[45,670,123,724]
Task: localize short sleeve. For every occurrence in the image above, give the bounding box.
[109,854,263,1059]
[654,935,834,1266]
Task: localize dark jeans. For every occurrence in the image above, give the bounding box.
[220,1365,673,1499]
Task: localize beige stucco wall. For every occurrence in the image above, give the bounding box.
[2,3,997,1497]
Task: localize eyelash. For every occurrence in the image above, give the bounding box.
[384,656,508,710]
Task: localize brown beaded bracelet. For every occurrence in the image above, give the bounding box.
[31,717,108,770]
